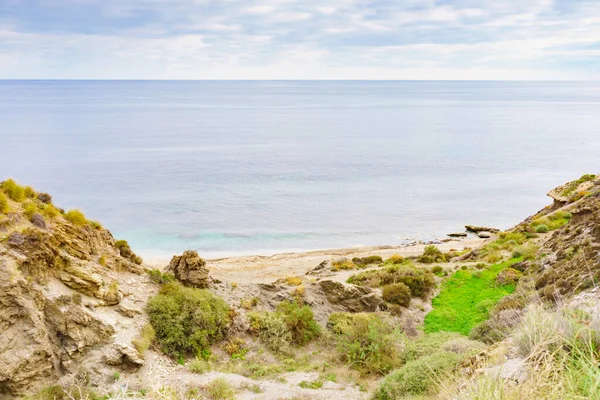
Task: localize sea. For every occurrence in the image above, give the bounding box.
[1,80,599,259]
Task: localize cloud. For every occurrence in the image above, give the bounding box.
[0,0,599,79]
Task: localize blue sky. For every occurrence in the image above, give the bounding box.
[1,0,599,79]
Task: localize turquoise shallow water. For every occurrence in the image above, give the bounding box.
[1,80,599,258]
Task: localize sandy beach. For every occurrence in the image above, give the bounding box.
[144,236,486,284]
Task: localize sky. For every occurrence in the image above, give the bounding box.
[1,0,599,80]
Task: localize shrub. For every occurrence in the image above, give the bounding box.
[222,337,247,359]
[328,312,402,374]
[374,351,461,399]
[205,378,236,400]
[386,254,405,264]
[65,209,87,226]
[132,323,155,356]
[249,301,319,352]
[148,269,175,284]
[146,282,230,357]
[331,258,356,270]
[513,243,539,260]
[37,192,52,204]
[23,201,38,218]
[188,358,212,374]
[418,245,446,264]
[115,239,143,264]
[469,319,506,344]
[249,311,292,353]
[1,179,25,202]
[382,283,411,307]
[431,265,444,275]
[41,203,60,218]
[535,224,549,233]
[352,255,383,267]
[24,186,36,198]
[285,276,302,286]
[98,255,107,267]
[347,265,435,299]
[496,268,522,285]
[0,191,9,214]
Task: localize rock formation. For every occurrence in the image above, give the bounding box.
[167,250,210,288]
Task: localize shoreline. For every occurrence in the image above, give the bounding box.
[143,236,487,284]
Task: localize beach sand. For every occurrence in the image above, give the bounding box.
[144,237,485,284]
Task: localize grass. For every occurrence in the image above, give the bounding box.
[65,209,87,226]
[132,323,155,356]
[1,179,26,202]
[531,210,572,231]
[424,258,520,335]
[205,378,236,400]
[41,203,60,218]
[331,259,356,270]
[347,264,435,299]
[560,173,596,197]
[0,191,9,214]
[417,245,447,263]
[285,276,303,286]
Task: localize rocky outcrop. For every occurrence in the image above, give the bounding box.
[465,225,499,234]
[168,250,210,288]
[319,280,383,312]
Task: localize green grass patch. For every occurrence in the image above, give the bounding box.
[424,258,520,335]
[560,174,596,197]
[531,210,572,231]
[1,179,26,202]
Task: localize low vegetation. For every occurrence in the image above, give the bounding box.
[530,210,572,231]
[347,264,435,299]
[424,258,520,335]
[1,179,26,202]
[115,239,143,264]
[381,283,411,307]
[560,173,596,197]
[64,209,87,226]
[417,245,447,263]
[146,282,231,358]
[132,323,155,356]
[148,269,175,284]
[328,312,403,375]
[248,300,320,353]
[0,191,8,214]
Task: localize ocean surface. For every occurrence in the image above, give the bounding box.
[1,80,599,259]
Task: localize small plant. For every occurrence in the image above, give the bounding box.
[188,357,212,374]
[352,255,384,267]
[347,264,435,299]
[417,245,446,264]
[386,254,405,264]
[0,191,9,214]
[331,258,356,271]
[431,265,444,275]
[148,269,175,284]
[23,186,36,198]
[205,378,236,400]
[285,276,303,286]
[535,224,549,233]
[65,209,87,226]
[72,293,82,305]
[37,192,52,204]
[98,255,107,267]
[222,337,247,359]
[89,220,102,230]
[112,371,120,382]
[299,380,324,389]
[382,283,411,307]
[240,297,259,310]
[132,323,155,356]
[115,239,143,264]
[1,179,25,202]
[41,203,60,218]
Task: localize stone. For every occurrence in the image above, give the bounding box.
[466,225,500,233]
[30,214,47,229]
[319,280,383,312]
[485,358,528,384]
[478,231,492,238]
[104,344,144,368]
[168,250,210,288]
[306,260,328,275]
[447,232,467,238]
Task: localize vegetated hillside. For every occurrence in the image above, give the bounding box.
[1,175,599,400]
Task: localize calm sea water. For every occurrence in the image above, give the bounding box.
[1,81,599,258]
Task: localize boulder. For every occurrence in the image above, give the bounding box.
[447,232,467,238]
[466,225,500,233]
[478,231,492,238]
[104,344,144,368]
[168,250,209,288]
[319,280,383,312]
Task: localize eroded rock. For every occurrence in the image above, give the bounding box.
[319,280,383,312]
[168,250,210,288]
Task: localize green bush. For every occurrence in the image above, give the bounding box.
[148,269,175,284]
[328,312,402,374]
[352,255,383,267]
[146,282,230,357]
[41,203,60,218]
[373,351,461,399]
[23,201,38,218]
[115,239,143,264]
[24,186,36,198]
[347,264,435,299]
[0,191,8,214]
[65,209,87,226]
[205,378,236,400]
[276,301,320,346]
[431,265,444,275]
[331,258,356,270]
[386,254,405,264]
[1,179,25,202]
[382,283,411,307]
[132,323,155,356]
[248,301,320,352]
[417,245,447,263]
[535,224,549,233]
